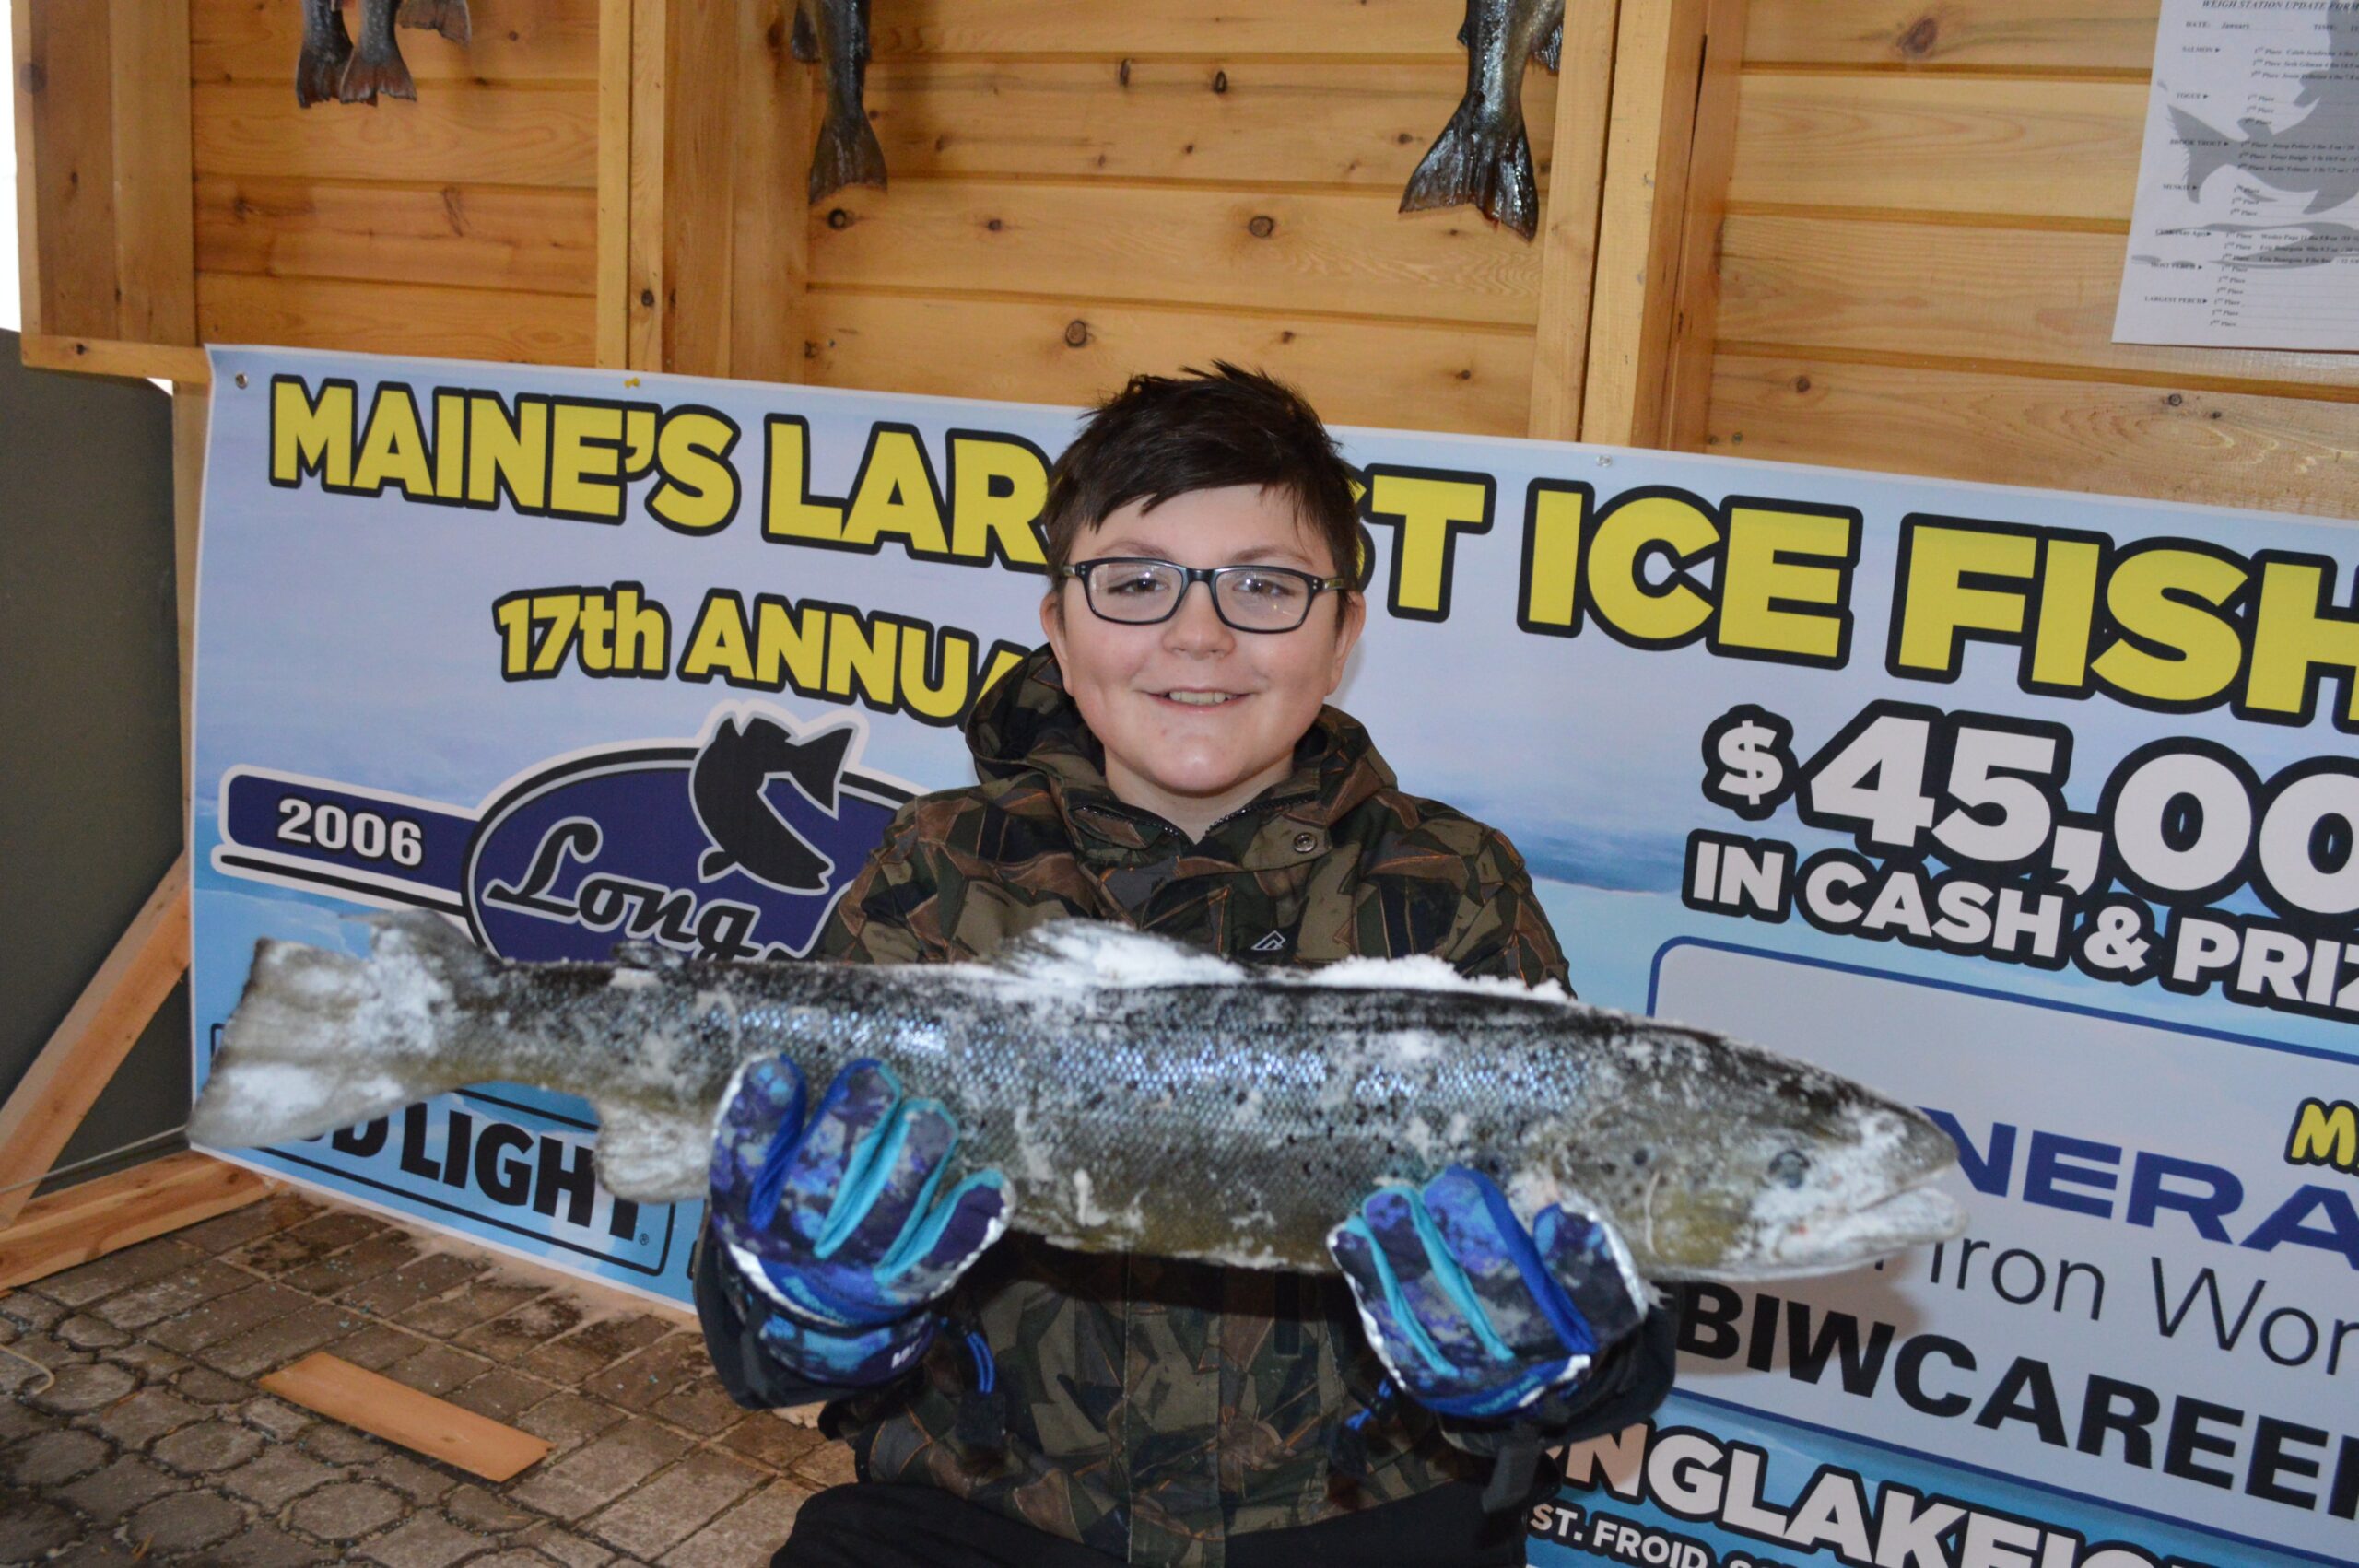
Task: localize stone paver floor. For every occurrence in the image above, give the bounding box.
[1,1188,849,1565]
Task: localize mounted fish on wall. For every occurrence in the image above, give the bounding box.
[1402,0,1568,240]
[795,0,888,200]
[298,0,473,108]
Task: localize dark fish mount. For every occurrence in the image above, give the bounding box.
[794,0,889,202]
[297,0,474,108]
[1402,0,1568,240]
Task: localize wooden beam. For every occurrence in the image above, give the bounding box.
[0,854,192,1227]
[1579,0,1708,448]
[108,0,195,345]
[19,334,212,384]
[11,0,42,336]
[1527,0,1623,441]
[1659,0,1747,452]
[596,0,633,368]
[659,0,738,376]
[263,1352,552,1481]
[0,1152,270,1290]
[731,0,809,382]
[626,0,667,370]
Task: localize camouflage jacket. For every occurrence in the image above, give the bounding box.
[792,646,1571,1566]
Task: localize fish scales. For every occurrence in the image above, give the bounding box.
[191,914,1965,1282]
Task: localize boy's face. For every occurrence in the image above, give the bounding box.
[1040,484,1365,839]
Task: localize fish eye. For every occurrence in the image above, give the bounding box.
[1768,1150,1812,1188]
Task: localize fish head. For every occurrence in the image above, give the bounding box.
[1556,1032,1966,1281]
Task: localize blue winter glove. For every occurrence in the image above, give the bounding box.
[1328,1166,1647,1420]
[708,1056,1013,1388]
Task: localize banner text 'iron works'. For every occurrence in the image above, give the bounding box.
[194,345,2359,1568]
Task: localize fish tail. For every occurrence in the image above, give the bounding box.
[296,14,354,108]
[397,0,472,43]
[2168,105,2233,198]
[808,111,888,203]
[1400,98,1541,240]
[339,36,416,103]
[189,913,494,1152]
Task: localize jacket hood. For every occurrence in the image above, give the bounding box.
[964,644,1395,848]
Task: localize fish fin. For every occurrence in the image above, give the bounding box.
[189,914,491,1151]
[297,24,355,108]
[779,724,855,813]
[2167,105,2233,199]
[1535,14,1563,72]
[612,939,693,973]
[339,41,417,103]
[698,846,739,881]
[2307,185,2356,215]
[790,4,820,64]
[591,1101,713,1204]
[1400,97,1542,240]
[992,920,1244,987]
[397,0,472,44]
[808,113,888,203]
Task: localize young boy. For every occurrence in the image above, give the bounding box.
[697,367,1676,1568]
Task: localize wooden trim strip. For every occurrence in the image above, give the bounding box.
[0,1152,270,1290]
[1525,0,1623,441]
[262,1352,553,1481]
[1716,338,2359,407]
[19,334,212,383]
[0,854,192,1228]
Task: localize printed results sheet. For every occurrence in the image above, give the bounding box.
[2117,0,2359,349]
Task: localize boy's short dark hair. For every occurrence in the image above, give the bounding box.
[1039,363,1362,580]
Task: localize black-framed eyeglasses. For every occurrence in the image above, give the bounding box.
[1056,557,1354,634]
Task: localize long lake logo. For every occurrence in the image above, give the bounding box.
[205,703,918,1291]
[213,702,916,962]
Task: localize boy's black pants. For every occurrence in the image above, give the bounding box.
[773,1479,1529,1568]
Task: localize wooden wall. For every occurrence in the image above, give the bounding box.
[1686,0,2359,521]
[185,0,604,365]
[796,0,1574,437]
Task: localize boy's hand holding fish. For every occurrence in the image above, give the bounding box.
[709,1056,1011,1387]
[1331,1168,1647,1420]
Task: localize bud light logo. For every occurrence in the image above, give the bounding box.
[464,705,913,963]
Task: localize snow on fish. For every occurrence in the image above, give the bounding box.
[189,912,1966,1281]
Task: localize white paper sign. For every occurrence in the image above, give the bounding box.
[2116,0,2359,350]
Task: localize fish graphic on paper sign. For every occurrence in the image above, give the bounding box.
[298,0,472,107]
[2166,0,2359,215]
[1402,0,1567,240]
[690,712,857,894]
[191,915,1966,1283]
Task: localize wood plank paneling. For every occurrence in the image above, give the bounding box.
[198,272,596,362]
[808,181,1543,327]
[194,81,600,189]
[1743,1,2158,72]
[1718,212,2359,395]
[803,288,1536,434]
[191,0,603,84]
[868,0,1487,60]
[196,177,598,295]
[1708,355,2359,519]
[863,59,1555,193]
[1729,74,2145,217]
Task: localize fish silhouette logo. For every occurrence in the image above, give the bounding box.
[2167,1,2359,216]
[690,711,859,893]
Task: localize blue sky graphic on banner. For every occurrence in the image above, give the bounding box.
[193,345,2359,1567]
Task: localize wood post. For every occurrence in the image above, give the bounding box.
[0,855,192,1228]
[1527,0,1626,442]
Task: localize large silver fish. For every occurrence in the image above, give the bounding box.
[1402,0,1567,240]
[190,913,1965,1282]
